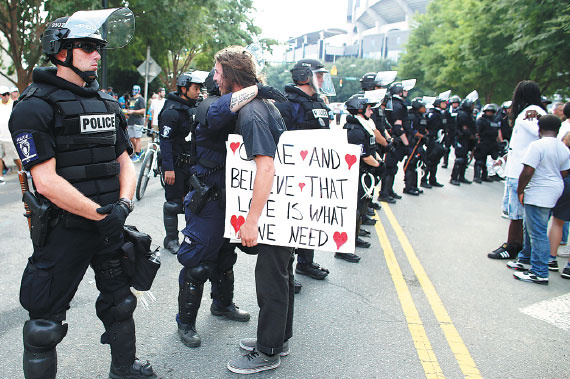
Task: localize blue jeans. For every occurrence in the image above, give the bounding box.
[562,221,569,245]
[518,204,551,278]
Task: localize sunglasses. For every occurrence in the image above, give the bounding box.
[1,93,9,96]
[73,42,102,54]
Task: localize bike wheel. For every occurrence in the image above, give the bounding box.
[136,148,156,200]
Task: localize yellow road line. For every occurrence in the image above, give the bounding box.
[381,204,483,379]
[374,214,445,379]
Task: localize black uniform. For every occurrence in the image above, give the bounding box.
[9,68,139,377]
[159,92,198,249]
[473,114,500,182]
[345,115,377,235]
[275,84,329,276]
[423,108,447,185]
[497,110,512,142]
[443,105,459,167]
[451,106,475,183]
[404,108,427,191]
[383,96,409,197]
[236,98,294,356]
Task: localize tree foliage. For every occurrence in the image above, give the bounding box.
[398,0,570,103]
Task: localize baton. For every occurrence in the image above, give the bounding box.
[18,171,32,231]
[403,136,422,172]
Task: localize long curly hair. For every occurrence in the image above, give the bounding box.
[214,46,258,90]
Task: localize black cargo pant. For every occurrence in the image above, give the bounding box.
[255,244,295,355]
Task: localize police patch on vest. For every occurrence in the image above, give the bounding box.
[80,114,116,134]
[162,125,171,138]
[15,132,39,165]
[312,109,329,118]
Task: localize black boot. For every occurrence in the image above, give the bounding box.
[210,269,251,321]
[473,161,483,183]
[178,278,203,347]
[163,201,181,254]
[481,164,492,182]
[101,318,137,369]
[458,161,472,184]
[379,175,397,203]
[109,359,157,378]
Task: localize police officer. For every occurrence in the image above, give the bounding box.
[9,9,156,378]
[275,59,334,273]
[343,93,382,262]
[384,82,411,199]
[443,95,461,168]
[160,72,204,253]
[473,103,500,183]
[176,69,286,347]
[422,97,448,188]
[450,99,476,185]
[403,98,428,195]
[497,100,513,142]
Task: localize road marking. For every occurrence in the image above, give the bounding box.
[381,204,483,379]
[374,214,445,379]
[520,292,570,331]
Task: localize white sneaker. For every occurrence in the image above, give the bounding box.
[0,176,5,185]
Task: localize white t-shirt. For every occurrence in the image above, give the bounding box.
[523,136,570,208]
[149,98,165,126]
[0,99,13,142]
[557,120,570,141]
[504,105,546,178]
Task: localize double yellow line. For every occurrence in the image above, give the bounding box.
[374,204,482,379]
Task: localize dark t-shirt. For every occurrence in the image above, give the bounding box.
[127,95,145,126]
[236,99,286,160]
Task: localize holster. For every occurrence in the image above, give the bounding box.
[187,174,212,214]
[22,192,52,247]
[120,225,161,291]
[175,153,194,168]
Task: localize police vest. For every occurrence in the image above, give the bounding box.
[159,97,196,143]
[285,86,330,129]
[21,83,123,206]
[193,95,227,169]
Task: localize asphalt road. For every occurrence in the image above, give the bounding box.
[1,161,569,379]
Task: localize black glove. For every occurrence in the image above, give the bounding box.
[95,202,129,244]
[385,141,394,153]
[257,83,287,103]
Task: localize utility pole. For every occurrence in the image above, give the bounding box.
[100,0,108,90]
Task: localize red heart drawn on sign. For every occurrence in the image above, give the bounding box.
[230,142,240,154]
[333,231,348,250]
[298,183,306,191]
[300,150,308,160]
[345,154,357,169]
[230,215,246,234]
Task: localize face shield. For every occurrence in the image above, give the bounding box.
[312,68,336,96]
[65,8,135,49]
[401,79,416,91]
[364,88,387,108]
[438,90,451,101]
[245,43,265,75]
[374,71,398,87]
[465,90,479,103]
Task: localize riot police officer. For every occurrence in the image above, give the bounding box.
[403,98,428,195]
[497,100,513,142]
[176,69,286,347]
[384,82,411,199]
[422,97,448,187]
[344,93,382,262]
[443,95,461,168]
[275,59,335,271]
[450,99,476,185]
[473,103,500,183]
[8,9,156,378]
[160,71,204,253]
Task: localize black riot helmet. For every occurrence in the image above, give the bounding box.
[345,93,375,115]
[449,95,461,104]
[41,8,134,84]
[433,98,447,108]
[460,99,474,111]
[360,72,378,91]
[290,59,335,96]
[501,100,512,109]
[482,103,498,114]
[389,82,404,97]
[177,71,205,89]
[204,68,220,96]
[411,97,426,112]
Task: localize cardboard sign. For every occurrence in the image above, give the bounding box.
[224,129,360,254]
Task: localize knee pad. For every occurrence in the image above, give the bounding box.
[164,201,183,215]
[113,293,137,322]
[23,319,68,352]
[184,263,215,286]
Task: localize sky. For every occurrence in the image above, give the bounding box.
[252,0,350,43]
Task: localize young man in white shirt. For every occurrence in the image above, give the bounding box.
[507,115,570,284]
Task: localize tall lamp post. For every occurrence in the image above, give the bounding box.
[100,0,108,90]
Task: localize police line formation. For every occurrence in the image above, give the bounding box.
[6,7,549,378]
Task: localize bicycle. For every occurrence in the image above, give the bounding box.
[135,128,164,200]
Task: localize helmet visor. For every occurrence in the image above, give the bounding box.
[401,79,416,91]
[313,71,336,96]
[438,90,451,101]
[465,90,479,102]
[65,8,135,49]
[374,71,397,87]
[364,88,387,107]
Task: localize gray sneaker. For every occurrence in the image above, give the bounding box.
[239,338,289,356]
[227,350,280,374]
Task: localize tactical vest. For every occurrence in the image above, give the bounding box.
[21,83,123,206]
[285,86,330,129]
